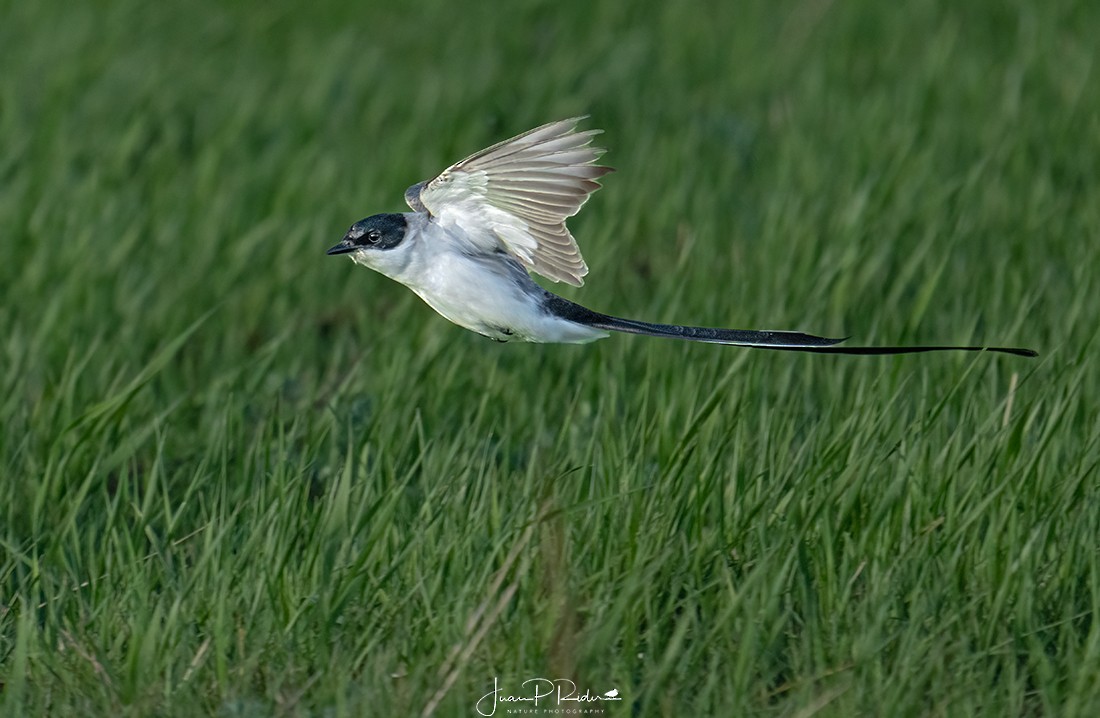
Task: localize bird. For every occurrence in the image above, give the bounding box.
[327,117,1036,358]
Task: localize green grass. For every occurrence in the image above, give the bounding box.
[2,0,1099,715]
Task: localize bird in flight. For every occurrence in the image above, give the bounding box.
[327,118,1036,358]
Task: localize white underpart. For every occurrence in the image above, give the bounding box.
[350,213,607,344]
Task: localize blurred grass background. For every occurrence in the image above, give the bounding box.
[2,0,1098,715]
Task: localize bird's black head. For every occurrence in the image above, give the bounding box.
[326,213,408,255]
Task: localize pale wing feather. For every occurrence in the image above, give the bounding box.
[407,117,612,286]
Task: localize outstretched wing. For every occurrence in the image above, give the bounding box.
[405,117,612,286]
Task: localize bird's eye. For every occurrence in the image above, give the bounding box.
[366,230,381,244]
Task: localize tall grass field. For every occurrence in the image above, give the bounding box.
[2,1,1098,715]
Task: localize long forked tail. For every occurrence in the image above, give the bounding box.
[544,295,1038,357]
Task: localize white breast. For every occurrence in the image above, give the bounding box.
[410,252,597,343]
[398,221,605,344]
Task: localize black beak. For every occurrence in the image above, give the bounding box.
[326,238,356,255]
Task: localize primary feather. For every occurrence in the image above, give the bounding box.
[406,117,612,286]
